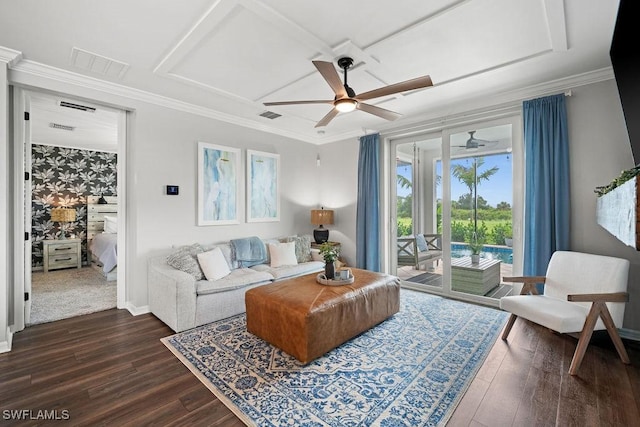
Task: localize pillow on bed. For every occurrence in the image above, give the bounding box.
[197,247,231,281]
[104,216,117,233]
[268,242,298,268]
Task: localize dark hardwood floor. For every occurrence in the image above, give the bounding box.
[1,308,638,426]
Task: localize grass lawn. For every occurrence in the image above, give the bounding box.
[398,217,512,245]
[398,217,510,230]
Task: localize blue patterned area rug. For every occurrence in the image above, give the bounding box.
[162,289,507,426]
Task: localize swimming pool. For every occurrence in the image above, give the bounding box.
[451,243,513,264]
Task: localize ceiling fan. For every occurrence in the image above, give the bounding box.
[263,57,433,128]
[456,131,497,150]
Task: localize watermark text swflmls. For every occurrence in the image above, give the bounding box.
[3,409,70,421]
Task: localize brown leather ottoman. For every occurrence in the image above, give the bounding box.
[245,268,400,364]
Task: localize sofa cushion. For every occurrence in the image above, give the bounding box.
[167,243,205,280]
[196,268,273,295]
[268,242,298,267]
[499,294,602,333]
[280,235,312,263]
[197,247,231,281]
[251,261,324,281]
[201,243,238,270]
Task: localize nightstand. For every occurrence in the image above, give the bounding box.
[42,239,82,273]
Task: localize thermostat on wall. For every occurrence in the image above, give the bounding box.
[166,185,179,195]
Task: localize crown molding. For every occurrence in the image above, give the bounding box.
[8,59,319,144]
[6,54,616,146]
[0,46,22,66]
[375,66,616,140]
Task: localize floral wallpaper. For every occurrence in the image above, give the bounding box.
[31,144,117,269]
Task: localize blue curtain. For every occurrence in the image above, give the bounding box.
[356,133,381,271]
[523,94,570,280]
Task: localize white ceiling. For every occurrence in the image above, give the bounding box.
[29,93,119,152]
[0,0,620,145]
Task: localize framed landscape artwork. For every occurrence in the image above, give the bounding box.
[198,142,241,226]
[247,150,280,222]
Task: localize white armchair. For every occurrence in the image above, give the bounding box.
[499,251,630,375]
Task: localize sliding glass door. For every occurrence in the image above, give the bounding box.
[392,134,443,291]
[390,117,523,306]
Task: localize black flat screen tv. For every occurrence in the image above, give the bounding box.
[610,0,640,166]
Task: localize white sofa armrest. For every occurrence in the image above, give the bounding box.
[148,255,198,332]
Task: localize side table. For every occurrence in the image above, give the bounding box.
[43,238,82,273]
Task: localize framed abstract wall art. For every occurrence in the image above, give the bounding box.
[198,142,241,226]
[246,150,280,222]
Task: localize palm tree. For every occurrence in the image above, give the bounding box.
[397,174,412,190]
[451,157,498,233]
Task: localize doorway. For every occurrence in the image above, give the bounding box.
[12,88,127,329]
[390,117,523,307]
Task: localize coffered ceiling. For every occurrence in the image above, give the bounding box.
[0,0,620,144]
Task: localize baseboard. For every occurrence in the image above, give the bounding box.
[0,328,13,353]
[125,303,150,316]
[620,327,640,342]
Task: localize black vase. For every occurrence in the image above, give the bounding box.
[324,262,335,280]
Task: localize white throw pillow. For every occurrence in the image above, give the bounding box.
[197,247,231,281]
[269,242,298,268]
[103,216,118,233]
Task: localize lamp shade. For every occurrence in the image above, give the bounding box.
[310,209,334,226]
[51,207,76,223]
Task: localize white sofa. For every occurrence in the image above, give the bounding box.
[148,237,324,332]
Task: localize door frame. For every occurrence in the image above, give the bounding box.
[11,87,127,330]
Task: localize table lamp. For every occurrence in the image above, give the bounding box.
[51,207,76,240]
[310,208,334,244]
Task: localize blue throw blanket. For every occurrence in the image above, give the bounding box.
[230,236,267,268]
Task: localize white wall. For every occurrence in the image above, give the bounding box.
[566,79,640,330]
[318,139,360,267]
[129,104,320,306]
[321,78,640,331]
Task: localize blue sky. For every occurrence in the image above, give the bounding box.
[398,153,512,207]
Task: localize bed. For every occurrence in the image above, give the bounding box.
[87,195,118,281]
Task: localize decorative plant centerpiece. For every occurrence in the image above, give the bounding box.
[468,233,484,264]
[319,242,339,279]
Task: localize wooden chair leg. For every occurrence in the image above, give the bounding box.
[598,302,630,364]
[502,314,518,340]
[569,303,601,376]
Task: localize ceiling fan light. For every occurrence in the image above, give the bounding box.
[335,99,357,113]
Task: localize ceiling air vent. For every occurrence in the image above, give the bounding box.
[49,123,75,131]
[259,111,281,120]
[59,101,96,113]
[70,47,129,79]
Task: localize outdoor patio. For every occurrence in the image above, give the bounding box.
[397,257,514,300]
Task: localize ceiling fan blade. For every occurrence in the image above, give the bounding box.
[356,75,433,101]
[356,103,401,121]
[313,61,348,98]
[264,100,333,106]
[315,108,339,128]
